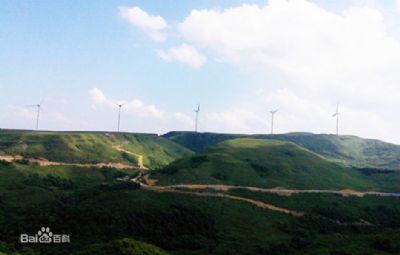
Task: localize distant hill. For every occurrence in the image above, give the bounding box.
[154,138,383,190]
[163,131,400,169]
[0,130,192,169]
[163,131,246,152]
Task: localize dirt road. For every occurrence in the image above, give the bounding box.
[112,143,147,169]
[0,155,134,169]
[0,141,148,170]
[161,184,400,198]
[136,179,400,219]
[141,183,304,216]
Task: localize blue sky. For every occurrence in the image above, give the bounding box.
[2,0,400,143]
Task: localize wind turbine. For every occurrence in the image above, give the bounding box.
[26,100,43,130]
[116,103,125,132]
[270,109,279,135]
[194,104,200,133]
[332,104,340,136]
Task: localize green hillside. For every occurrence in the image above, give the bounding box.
[1,169,400,255]
[74,238,169,255]
[0,160,139,210]
[0,161,291,255]
[0,130,192,169]
[163,131,246,152]
[260,133,400,169]
[163,131,400,169]
[1,131,400,255]
[154,138,387,190]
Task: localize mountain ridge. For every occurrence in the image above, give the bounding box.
[163,131,400,169]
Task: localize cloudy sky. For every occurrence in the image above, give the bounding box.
[2,0,400,143]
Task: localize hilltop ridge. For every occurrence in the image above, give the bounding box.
[0,130,192,169]
[163,131,400,169]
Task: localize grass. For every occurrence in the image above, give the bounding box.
[164,131,400,169]
[163,131,246,152]
[2,176,400,255]
[0,130,192,169]
[0,162,293,255]
[264,133,400,170]
[1,131,400,255]
[154,138,393,191]
[73,238,169,255]
[0,161,138,209]
[228,189,400,220]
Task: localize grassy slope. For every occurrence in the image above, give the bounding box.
[260,133,400,169]
[226,189,400,255]
[0,130,192,169]
[73,238,169,255]
[0,131,399,255]
[0,162,291,255]
[0,161,139,208]
[163,131,246,152]
[0,159,399,254]
[163,131,400,169]
[2,173,399,255]
[154,138,387,190]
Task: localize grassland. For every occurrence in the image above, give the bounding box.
[73,238,169,255]
[164,131,400,169]
[154,138,400,191]
[0,130,192,169]
[1,171,399,255]
[1,131,400,255]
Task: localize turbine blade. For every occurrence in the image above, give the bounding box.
[335,103,339,114]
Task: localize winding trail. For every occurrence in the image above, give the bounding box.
[134,175,400,218]
[0,141,149,170]
[141,183,381,226]
[0,155,134,169]
[141,183,304,217]
[160,184,400,198]
[112,143,147,169]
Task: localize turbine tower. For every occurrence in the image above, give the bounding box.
[194,104,200,133]
[26,100,43,130]
[332,104,340,136]
[270,109,279,135]
[117,103,125,132]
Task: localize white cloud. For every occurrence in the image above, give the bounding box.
[6,105,88,130]
[119,6,167,42]
[49,112,89,128]
[8,105,36,120]
[204,109,263,134]
[172,0,400,143]
[178,1,397,90]
[89,88,109,107]
[89,88,163,118]
[177,0,400,102]
[87,88,203,133]
[173,112,194,127]
[156,44,207,68]
[198,88,366,136]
